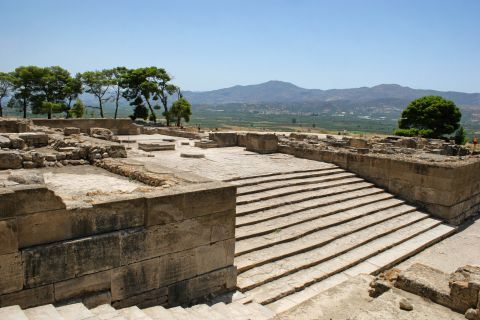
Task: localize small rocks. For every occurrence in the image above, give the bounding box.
[465,308,480,320]
[8,172,45,185]
[399,298,413,311]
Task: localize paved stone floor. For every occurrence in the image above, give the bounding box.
[121,134,331,181]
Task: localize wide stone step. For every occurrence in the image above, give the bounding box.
[244,302,276,319]
[265,223,456,314]
[236,188,389,226]
[236,169,348,195]
[243,222,452,305]
[168,306,201,320]
[236,182,373,215]
[188,304,226,320]
[56,303,97,320]
[211,302,244,320]
[225,166,338,185]
[236,176,363,205]
[90,304,126,320]
[0,305,29,320]
[118,306,152,320]
[24,304,64,320]
[142,306,175,320]
[236,197,404,240]
[235,203,417,260]
[237,214,437,291]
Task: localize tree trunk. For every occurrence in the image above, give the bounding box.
[0,100,3,117]
[23,98,27,118]
[48,109,52,119]
[114,91,120,119]
[98,97,104,118]
[145,98,156,123]
[66,97,73,119]
[162,96,169,126]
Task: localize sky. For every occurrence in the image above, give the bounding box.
[0,0,479,92]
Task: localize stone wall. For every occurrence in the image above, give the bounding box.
[0,182,237,309]
[31,119,140,135]
[0,119,31,133]
[279,144,480,225]
[141,126,204,139]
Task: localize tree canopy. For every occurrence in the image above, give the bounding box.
[170,98,192,126]
[395,95,461,138]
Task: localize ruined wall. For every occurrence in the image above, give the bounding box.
[279,144,480,225]
[141,126,204,139]
[0,182,236,309]
[0,119,31,133]
[31,119,140,135]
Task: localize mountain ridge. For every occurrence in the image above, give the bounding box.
[183,81,480,106]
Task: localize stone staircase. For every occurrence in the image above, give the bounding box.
[0,300,276,320]
[225,165,457,314]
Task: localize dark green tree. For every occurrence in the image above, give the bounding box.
[454,126,467,145]
[109,67,129,119]
[396,96,461,138]
[12,66,45,118]
[0,72,15,117]
[81,70,113,118]
[122,67,176,124]
[69,98,86,118]
[130,103,149,121]
[170,98,192,126]
[33,66,71,119]
[64,73,83,118]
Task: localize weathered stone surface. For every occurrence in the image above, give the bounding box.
[0,219,18,254]
[82,291,112,309]
[12,185,65,215]
[64,127,81,136]
[23,232,121,287]
[245,133,278,154]
[209,132,238,147]
[399,298,413,311]
[0,285,54,309]
[0,253,23,294]
[0,189,16,220]
[348,137,369,148]
[17,132,48,147]
[138,142,175,151]
[0,150,22,169]
[180,151,205,158]
[7,172,45,185]
[112,287,167,309]
[54,270,111,302]
[89,127,114,141]
[0,135,10,148]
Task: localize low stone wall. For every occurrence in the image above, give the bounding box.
[0,119,31,133]
[141,126,204,139]
[0,182,237,309]
[279,144,480,225]
[31,119,140,135]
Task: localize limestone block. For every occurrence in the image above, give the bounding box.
[145,182,236,225]
[449,265,480,312]
[138,142,175,151]
[12,185,65,215]
[18,132,48,147]
[0,189,16,220]
[89,127,114,141]
[0,253,23,294]
[237,133,247,147]
[63,127,81,136]
[348,138,368,148]
[194,239,235,275]
[395,263,454,311]
[86,198,145,233]
[54,270,111,302]
[0,285,54,309]
[0,135,10,148]
[209,132,238,147]
[111,287,167,309]
[0,219,18,254]
[245,133,278,154]
[23,232,121,287]
[82,291,111,309]
[0,150,22,169]
[185,266,237,302]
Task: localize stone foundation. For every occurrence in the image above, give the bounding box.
[279,144,480,225]
[245,133,278,154]
[31,119,140,135]
[0,181,237,309]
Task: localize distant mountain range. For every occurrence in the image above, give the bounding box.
[183,81,480,107]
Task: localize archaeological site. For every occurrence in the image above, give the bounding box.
[0,118,479,320]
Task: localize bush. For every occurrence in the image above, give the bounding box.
[69,99,85,118]
[394,128,435,138]
[130,104,149,121]
[454,126,467,145]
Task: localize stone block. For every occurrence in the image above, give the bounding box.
[54,270,112,302]
[348,138,369,148]
[0,135,10,148]
[0,285,54,309]
[245,133,278,154]
[23,232,121,287]
[0,150,22,169]
[145,182,236,225]
[138,142,175,151]
[185,266,237,302]
[18,132,48,147]
[12,185,65,215]
[0,219,18,254]
[194,239,235,275]
[0,189,16,220]
[63,127,81,136]
[111,287,167,309]
[209,132,238,147]
[237,133,247,147]
[0,253,23,294]
[82,291,111,309]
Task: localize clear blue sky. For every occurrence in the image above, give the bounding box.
[1,0,479,92]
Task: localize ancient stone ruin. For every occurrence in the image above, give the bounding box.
[0,118,479,319]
